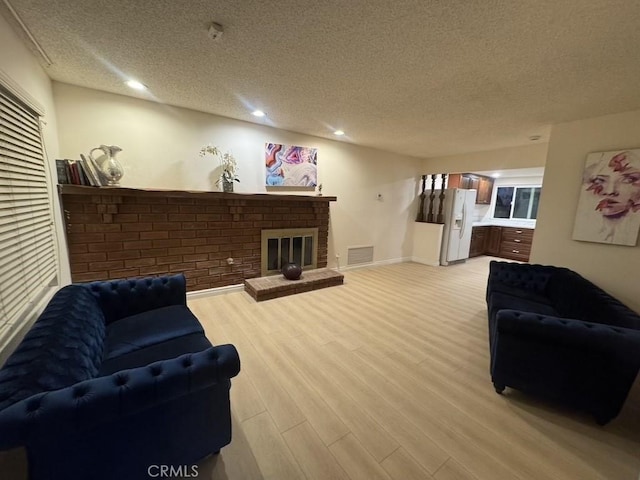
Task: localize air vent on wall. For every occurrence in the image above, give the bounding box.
[347,245,374,266]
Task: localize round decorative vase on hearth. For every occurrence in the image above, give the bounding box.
[282,263,302,280]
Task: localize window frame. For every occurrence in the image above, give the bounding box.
[492,185,542,220]
[0,77,59,350]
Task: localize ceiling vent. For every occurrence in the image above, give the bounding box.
[347,245,374,266]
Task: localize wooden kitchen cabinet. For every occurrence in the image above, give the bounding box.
[469,225,534,261]
[448,173,473,189]
[486,226,502,255]
[476,176,494,204]
[447,173,463,189]
[470,226,489,257]
[462,175,480,191]
[498,227,533,262]
[448,173,494,204]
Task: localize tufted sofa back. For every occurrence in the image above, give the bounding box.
[86,275,186,325]
[0,286,105,411]
[487,261,565,297]
[546,270,640,330]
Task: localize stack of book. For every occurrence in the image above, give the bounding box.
[55,156,105,186]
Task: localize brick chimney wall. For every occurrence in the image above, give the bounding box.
[61,189,333,291]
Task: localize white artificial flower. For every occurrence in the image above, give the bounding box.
[199,144,239,186]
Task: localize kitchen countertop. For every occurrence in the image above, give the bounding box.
[472,220,536,229]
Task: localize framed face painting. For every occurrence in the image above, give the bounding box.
[572,149,640,246]
[265,143,317,187]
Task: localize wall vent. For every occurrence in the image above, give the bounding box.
[347,245,374,266]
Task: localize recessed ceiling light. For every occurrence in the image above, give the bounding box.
[492,173,501,178]
[252,110,266,117]
[125,80,147,91]
[333,130,345,136]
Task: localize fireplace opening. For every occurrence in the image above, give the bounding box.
[261,228,318,276]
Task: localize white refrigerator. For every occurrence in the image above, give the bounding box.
[437,188,477,266]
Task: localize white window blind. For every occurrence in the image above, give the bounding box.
[0,83,57,339]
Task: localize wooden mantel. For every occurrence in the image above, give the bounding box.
[58,185,337,203]
[59,185,335,291]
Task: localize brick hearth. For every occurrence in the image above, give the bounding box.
[60,186,336,291]
[244,268,344,301]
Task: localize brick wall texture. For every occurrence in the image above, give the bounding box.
[62,193,331,291]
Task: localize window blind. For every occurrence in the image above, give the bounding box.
[0,83,57,341]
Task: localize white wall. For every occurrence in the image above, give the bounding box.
[411,223,444,266]
[422,143,548,174]
[532,109,640,313]
[53,82,422,267]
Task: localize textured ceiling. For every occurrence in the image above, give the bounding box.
[3,0,640,158]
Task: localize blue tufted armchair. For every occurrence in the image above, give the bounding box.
[0,274,240,480]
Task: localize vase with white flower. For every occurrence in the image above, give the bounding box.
[199,144,239,192]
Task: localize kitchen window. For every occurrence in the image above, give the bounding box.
[493,186,541,220]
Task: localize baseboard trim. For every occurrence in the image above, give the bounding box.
[186,283,245,299]
[339,257,411,272]
[186,257,418,295]
[410,256,440,267]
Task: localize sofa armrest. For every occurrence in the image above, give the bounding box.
[0,344,240,450]
[492,310,640,423]
[496,310,640,355]
[84,274,187,324]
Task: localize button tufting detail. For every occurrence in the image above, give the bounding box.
[73,386,88,398]
[26,398,41,412]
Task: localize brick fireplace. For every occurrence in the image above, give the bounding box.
[59,186,336,291]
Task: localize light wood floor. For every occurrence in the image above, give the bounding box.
[188,258,640,480]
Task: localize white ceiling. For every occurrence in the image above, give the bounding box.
[3,0,640,158]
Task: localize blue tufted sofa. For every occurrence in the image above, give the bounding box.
[0,274,240,480]
[486,261,640,425]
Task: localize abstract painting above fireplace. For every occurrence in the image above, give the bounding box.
[265,143,318,187]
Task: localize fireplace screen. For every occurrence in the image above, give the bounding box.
[261,228,318,276]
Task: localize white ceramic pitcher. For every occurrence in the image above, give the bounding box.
[89,145,124,186]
